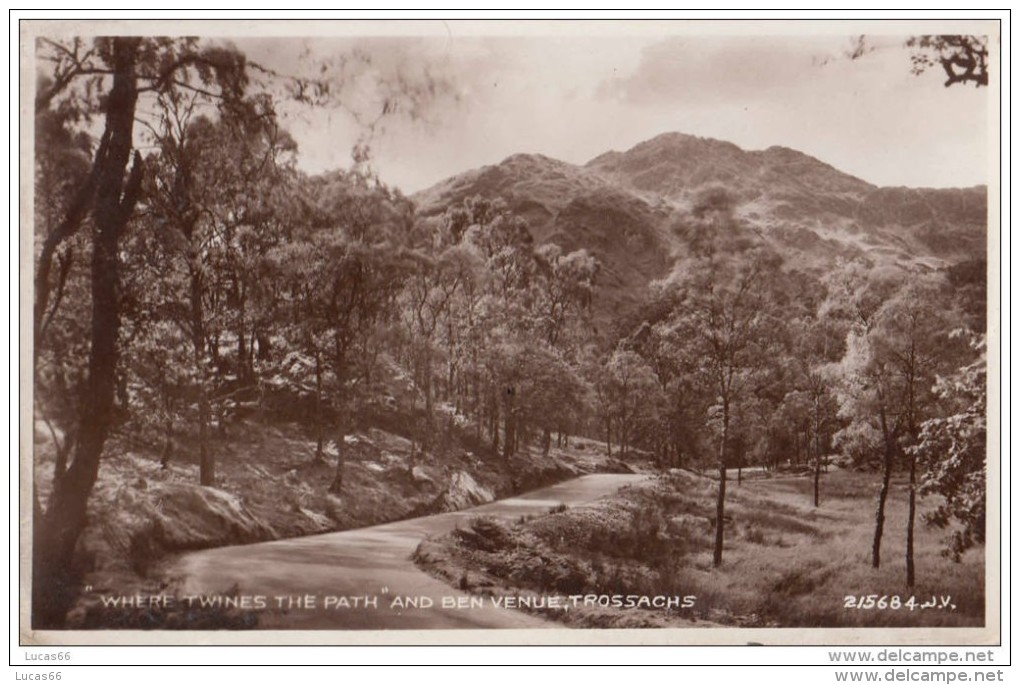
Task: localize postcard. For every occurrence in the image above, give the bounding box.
[19,17,1000,647]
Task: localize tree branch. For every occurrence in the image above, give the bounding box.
[34,128,110,355]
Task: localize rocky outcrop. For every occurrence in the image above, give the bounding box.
[435,471,496,511]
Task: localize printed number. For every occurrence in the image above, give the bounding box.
[843,595,910,610]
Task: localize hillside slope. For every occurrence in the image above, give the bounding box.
[414,132,987,324]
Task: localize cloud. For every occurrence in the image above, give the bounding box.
[596,36,853,107]
[220,33,989,192]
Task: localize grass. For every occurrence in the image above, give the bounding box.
[414,468,985,628]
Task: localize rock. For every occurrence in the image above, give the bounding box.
[438,471,495,511]
[147,483,277,549]
[411,465,433,484]
[603,458,635,474]
[297,507,333,532]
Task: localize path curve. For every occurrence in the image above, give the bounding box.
[165,473,650,629]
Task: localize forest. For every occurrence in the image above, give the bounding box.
[30,36,989,629]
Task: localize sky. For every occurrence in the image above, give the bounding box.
[231,28,992,194]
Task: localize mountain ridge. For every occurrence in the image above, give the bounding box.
[412,132,987,326]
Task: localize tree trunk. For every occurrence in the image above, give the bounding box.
[197,391,214,486]
[313,355,324,462]
[329,436,345,494]
[422,347,433,450]
[501,404,514,462]
[713,463,727,568]
[713,405,729,568]
[872,439,894,568]
[905,365,919,587]
[160,415,173,470]
[906,452,917,587]
[32,38,142,629]
[501,387,514,462]
[491,402,499,454]
[188,259,213,486]
[256,331,271,362]
[541,428,551,458]
[813,456,822,508]
[605,417,612,459]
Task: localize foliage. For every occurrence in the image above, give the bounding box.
[912,335,987,560]
[906,35,989,88]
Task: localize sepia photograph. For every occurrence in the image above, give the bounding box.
[18,17,1000,649]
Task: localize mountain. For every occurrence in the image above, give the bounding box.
[413,132,987,325]
[414,153,676,321]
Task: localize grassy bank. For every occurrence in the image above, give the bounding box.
[414,468,985,628]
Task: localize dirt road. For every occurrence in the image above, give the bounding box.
[165,473,650,629]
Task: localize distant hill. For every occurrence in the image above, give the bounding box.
[413,132,987,327]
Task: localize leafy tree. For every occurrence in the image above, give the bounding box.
[628,319,697,469]
[32,37,239,629]
[598,349,661,460]
[533,244,598,348]
[657,247,778,566]
[139,92,293,483]
[788,318,842,506]
[825,261,905,569]
[912,334,986,561]
[828,262,966,584]
[400,228,471,457]
[266,170,413,492]
[873,277,965,585]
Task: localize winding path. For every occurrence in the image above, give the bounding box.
[165,473,650,629]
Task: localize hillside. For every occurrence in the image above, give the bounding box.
[414,132,987,325]
[414,153,676,330]
[415,469,984,628]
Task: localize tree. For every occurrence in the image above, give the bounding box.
[906,35,989,88]
[31,35,290,627]
[828,263,965,584]
[871,277,964,586]
[657,247,778,567]
[824,261,904,570]
[33,37,147,629]
[848,34,990,88]
[598,349,660,460]
[141,96,294,483]
[788,317,842,507]
[912,334,986,561]
[267,170,413,492]
[629,319,703,470]
[400,232,470,458]
[532,244,598,449]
